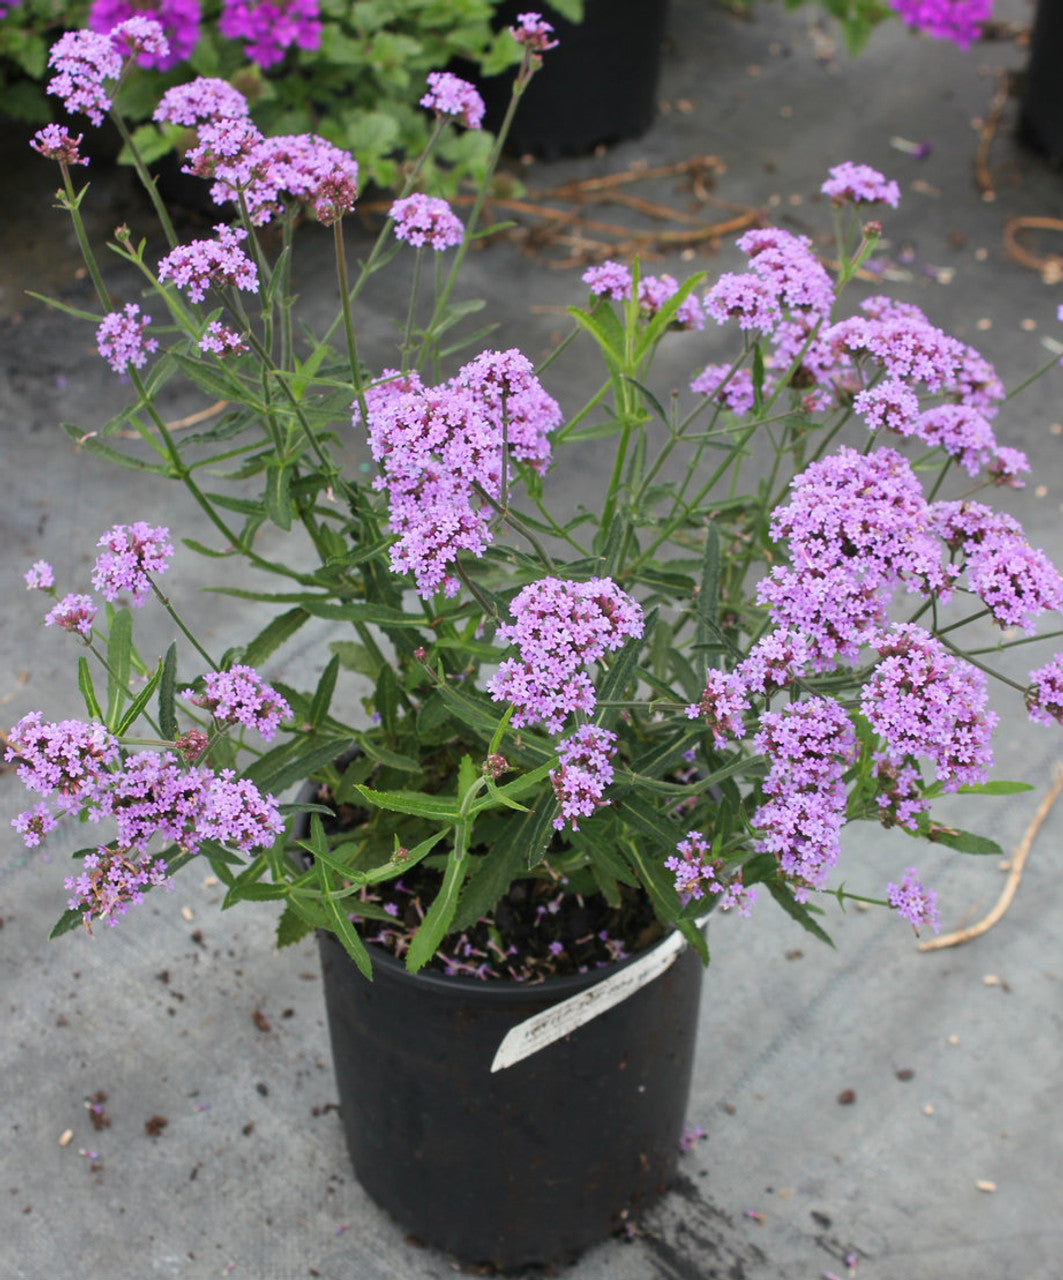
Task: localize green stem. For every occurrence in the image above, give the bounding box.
[150,578,219,672]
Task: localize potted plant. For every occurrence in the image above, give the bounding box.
[13,8,1063,1271]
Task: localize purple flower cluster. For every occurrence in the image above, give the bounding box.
[8,711,283,926]
[509,11,558,52]
[550,725,617,831]
[45,594,98,637]
[1026,654,1063,728]
[30,124,88,167]
[361,350,559,598]
[218,0,321,68]
[886,866,941,933]
[158,224,259,302]
[872,756,928,831]
[685,668,748,747]
[198,320,248,356]
[890,0,990,49]
[182,664,292,740]
[689,364,759,414]
[65,846,171,929]
[705,227,834,336]
[96,303,158,374]
[46,28,122,126]
[861,624,996,791]
[852,379,919,434]
[930,500,1063,632]
[88,1,192,69]
[154,76,250,127]
[831,295,965,392]
[182,122,358,225]
[5,713,120,815]
[821,161,901,208]
[489,577,644,732]
[752,697,856,895]
[420,71,484,129]
[581,260,704,328]
[665,832,758,915]
[24,561,55,590]
[389,194,464,251]
[91,522,173,606]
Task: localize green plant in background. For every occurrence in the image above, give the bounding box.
[726,0,992,55]
[1,0,584,192]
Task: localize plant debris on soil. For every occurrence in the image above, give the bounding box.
[350,863,666,983]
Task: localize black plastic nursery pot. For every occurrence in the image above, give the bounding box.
[317,924,704,1270]
[474,0,672,159]
[1021,0,1063,163]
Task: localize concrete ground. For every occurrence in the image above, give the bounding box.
[2,1,1063,1276]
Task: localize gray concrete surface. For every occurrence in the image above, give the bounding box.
[3,1,1063,1276]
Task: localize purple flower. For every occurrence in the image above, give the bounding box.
[89,8,183,69]
[914,403,997,476]
[690,363,759,414]
[5,712,119,815]
[963,531,1063,632]
[736,628,812,694]
[218,0,321,68]
[64,846,171,928]
[852,379,919,434]
[92,522,174,606]
[44,594,98,637]
[24,560,55,590]
[886,867,941,933]
[872,757,928,831]
[685,668,748,747]
[1026,654,1063,728]
[420,71,484,129]
[509,11,558,52]
[46,28,122,126]
[182,664,292,740]
[755,565,888,671]
[13,802,59,848]
[489,577,644,732]
[821,162,901,208]
[30,124,89,167]
[861,624,996,791]
[582,261,632,300]
[390,194,464,251]
[829,297,964,392]
[752,697,856,893]
[665,832,758,915]
[157,224,259,302]
[890,0,990,49]
[704,272,783,334]
[154,76,250,127]
[550,725,617,831]
[96,303,158,374]
[987,446,1029,487]
[198,321,248,356]
[736,227,835,320]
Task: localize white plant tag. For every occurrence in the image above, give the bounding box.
[490,923,703,1073]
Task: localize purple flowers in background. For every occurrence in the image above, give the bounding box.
[88,0,195,69]
[390,195,464,251]
[886,867,941,932]
[23,561,54,591]
[1026,655,1063,728]
[889,0,991,50]
[218,0,321,68]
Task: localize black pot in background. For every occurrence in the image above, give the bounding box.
[318,924,704,1270]
[468,0,671,159]
[1020,0,1063,163]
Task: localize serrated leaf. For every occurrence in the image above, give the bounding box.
[243,608,310,668]
[309,653,341,728]
[276,903,316,948]
[765,879,835,946]
[116,662,163,735]
[77,657,103,721]
[928,827,1002,856]
[105,607,133,729]
[354,785,460,822]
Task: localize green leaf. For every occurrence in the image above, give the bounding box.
[309,653,341,728]
[105,607,133,729]
[928,827,1003,856]
[116,662,163,736]
[276,904,316,948]
[61,422,173,475]
[622,840,708,963]
[405,840,466,973]
[355,785,461,822]
[765,879,835,946]
[158,642,178,740]
[955,780,1035,796]
[170,351,250,404]
[77,657,103,721]
[49,908,86,940]
[695,523,720,653]
[594,611,655,731]
[264,463,293,531]
[245,737,353,794]
[244,608,310,669]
